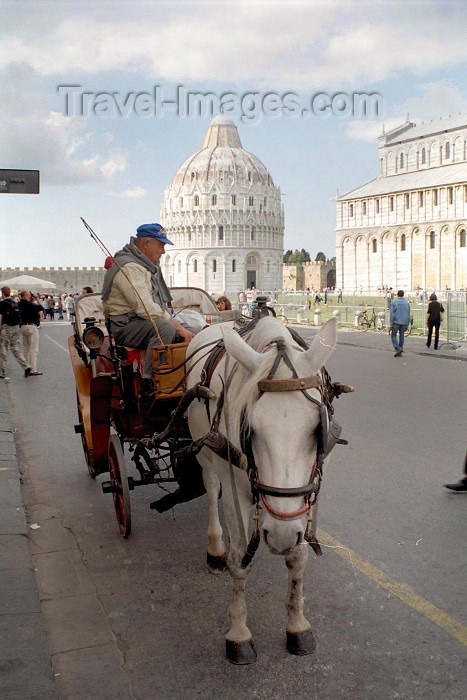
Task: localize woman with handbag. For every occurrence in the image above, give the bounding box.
[426,293,445,350]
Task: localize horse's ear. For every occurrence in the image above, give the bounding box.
[304,317,338,370]
[221,325,263,374]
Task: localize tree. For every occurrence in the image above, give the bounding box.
[300,248,311,262]
[315,251,326,262]
[283,249,293,263]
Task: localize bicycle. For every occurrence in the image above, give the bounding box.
[358,307,378,331]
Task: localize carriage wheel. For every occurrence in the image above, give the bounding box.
[76,392,96,479]
[108,433,131,538]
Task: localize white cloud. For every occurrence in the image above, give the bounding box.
[1,2,466,88]
[345,81,467,143]
[108,185,147,199]
[393,81,467,124]
[0,65,128,185]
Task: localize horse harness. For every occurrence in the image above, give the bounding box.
[151,321,348,564]
[195,325,345,521]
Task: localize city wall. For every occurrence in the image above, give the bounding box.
[0,267,106,294]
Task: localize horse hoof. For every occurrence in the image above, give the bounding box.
[226,639,257,665]
[206,552,227,574]
[286,630,316,656]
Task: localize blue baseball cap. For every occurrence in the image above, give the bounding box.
[136,223,173,245]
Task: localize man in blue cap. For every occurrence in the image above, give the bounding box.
[102,224,195,398]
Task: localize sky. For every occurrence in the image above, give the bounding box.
[1,0,466,269]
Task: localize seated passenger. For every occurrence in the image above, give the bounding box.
[102,223,196,396]
[216,296,232,311]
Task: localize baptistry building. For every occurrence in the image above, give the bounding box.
[336,114,467,291]
[160,115,284,294]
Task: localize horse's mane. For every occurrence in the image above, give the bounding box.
[227,317,300,438]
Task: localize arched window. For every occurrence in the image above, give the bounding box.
[177,260,181,273]
[421,148,426,164]
[448,187,453,204]
[372,239,377,253]
[251,227,255,240]
[213,259,217,273]
[180,197,183,208]
[349,203,354,217]
[405,193,410,209]
[460,229,466,248]
[249,196,254,206]
[194,195,199,206]
[400,153,404,169]
[218,225,224,240]
[445,142,450,159]
[212,194,217,205]
[193,259,198,273]
[232,259,236,272]
[187,228,191,242]
[401,234,406,251]
[362,201,367,215]
[231,195,236,205]
[430,231,435,249]
[247,255,257,265]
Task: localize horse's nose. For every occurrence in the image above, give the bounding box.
[263,527,304,553]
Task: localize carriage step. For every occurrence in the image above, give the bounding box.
[101,478,135,494]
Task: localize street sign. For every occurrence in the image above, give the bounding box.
[0,169,40,194]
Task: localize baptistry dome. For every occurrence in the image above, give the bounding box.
[161,115,284,295]
[169,114,274,190]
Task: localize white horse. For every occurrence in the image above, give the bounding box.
[186,316,338,664]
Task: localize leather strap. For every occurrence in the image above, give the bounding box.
[257,375,321,392]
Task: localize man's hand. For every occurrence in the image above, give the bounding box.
[170,319,195,343]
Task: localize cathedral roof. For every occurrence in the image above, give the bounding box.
[168,115,274,190]
[384,114,467,144]
[339,162,467,200]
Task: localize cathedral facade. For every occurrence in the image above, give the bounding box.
[336,115,467,291]
[160,115,284,294]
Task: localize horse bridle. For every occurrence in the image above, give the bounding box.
[239,338,329,522]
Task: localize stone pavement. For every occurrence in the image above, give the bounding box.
[0,381,58,699]
[0,327,465,699]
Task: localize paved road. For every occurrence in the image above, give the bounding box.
[2,320,466,699]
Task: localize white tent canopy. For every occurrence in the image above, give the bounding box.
[0,274,56,290]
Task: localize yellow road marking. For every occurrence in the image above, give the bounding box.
[317,528,467,647]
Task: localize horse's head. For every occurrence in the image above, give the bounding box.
[222,317,338,555]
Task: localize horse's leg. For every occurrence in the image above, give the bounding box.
[221,474,257,664]
[225,564,256,664]
[199,453,227,573]
[284,543,316,655]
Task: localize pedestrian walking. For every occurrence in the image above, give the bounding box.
[0,286,30,379]
[426,293,445,350]
[389,289,411,357]
[444,452,467,492]
[64,294,75,320]
[18,290,43,376]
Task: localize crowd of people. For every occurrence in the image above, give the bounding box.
[0,287,95,379]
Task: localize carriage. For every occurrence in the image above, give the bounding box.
[69,289,353,663]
